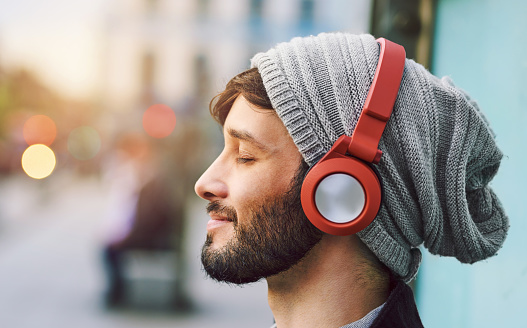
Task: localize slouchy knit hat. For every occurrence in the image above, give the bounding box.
[250,33,509,282]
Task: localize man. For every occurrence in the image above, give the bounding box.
[194,33,508,327]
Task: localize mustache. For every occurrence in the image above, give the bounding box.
[206,201,238,223]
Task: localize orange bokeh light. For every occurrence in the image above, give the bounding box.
[23,115,57,146]
[142,104,176,139]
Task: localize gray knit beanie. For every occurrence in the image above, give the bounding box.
[250,32,509,282]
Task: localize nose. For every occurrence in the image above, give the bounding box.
[194,157,228,201]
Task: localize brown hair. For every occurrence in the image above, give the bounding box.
[209,67,273,125]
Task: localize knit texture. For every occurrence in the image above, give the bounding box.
[251,33,508,282]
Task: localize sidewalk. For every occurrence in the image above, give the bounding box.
[0,172,273,328]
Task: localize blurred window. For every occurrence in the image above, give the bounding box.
[145,0,158,13]
[194,54,209,99]
[197,0,210,18]
[299,0,315,24]
[141,53,155,88]
[250,0,264,21]
[141,52,156,104]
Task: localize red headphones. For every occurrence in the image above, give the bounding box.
[300,38,406,236]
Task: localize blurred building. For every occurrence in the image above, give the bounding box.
[100,0,371,132]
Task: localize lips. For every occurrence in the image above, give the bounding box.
[207,215,233,232]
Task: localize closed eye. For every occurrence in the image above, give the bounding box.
[237,157,254,164]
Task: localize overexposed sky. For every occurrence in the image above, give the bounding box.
[0,0,106,100]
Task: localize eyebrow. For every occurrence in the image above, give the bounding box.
[227,127,269,152]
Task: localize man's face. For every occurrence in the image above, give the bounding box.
[194,95,323,284]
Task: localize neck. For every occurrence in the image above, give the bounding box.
[266,235,389,328]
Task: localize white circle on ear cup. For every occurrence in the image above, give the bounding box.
[314,173,366,224]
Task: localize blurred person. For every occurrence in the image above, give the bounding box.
[101,133,187,309]
[194,33,508,327]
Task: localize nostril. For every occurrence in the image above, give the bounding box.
[203,191,216,198]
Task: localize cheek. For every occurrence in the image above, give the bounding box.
[231,163,298,214]
[231,173,276,209]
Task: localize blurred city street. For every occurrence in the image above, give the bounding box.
[0,171,273,328]
[0,2,364,325]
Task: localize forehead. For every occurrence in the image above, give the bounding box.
[224,96,294,151]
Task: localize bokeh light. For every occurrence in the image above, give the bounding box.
[21,144,57,179]
[142,104,176,138]
[23,115,57,146]
[68,126,101,160]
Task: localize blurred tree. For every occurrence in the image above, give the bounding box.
[0,67,101,175]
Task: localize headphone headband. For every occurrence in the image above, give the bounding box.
[301,37,406,236]
[347,38,406,164]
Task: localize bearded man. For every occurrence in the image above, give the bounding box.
[194,33,508,328]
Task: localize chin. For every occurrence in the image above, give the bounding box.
[204,231,231,252]
[208,229,236,249]
[205,237,223,251]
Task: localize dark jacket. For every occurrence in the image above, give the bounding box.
[370,279,424,328]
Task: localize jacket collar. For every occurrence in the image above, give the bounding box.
[370,279,424,328]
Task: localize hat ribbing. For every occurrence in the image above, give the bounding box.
[251,32,508,282]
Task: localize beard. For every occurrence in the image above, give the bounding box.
[201,162,323,285]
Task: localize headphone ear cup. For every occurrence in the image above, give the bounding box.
[301,157,382,236]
